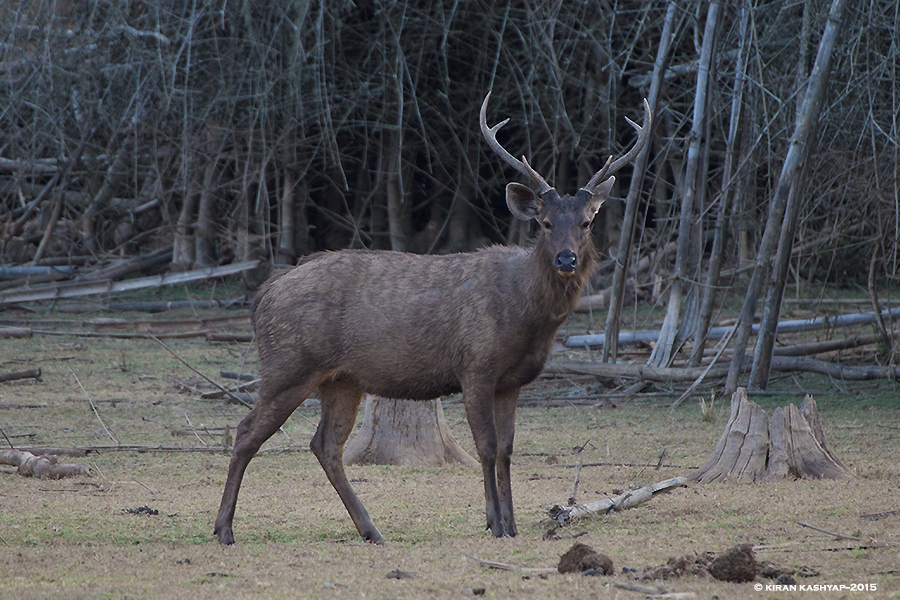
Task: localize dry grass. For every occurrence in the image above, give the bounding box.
[1,310,899,599]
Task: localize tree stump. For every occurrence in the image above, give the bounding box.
[691,388,853,483]
[343,396,478,467]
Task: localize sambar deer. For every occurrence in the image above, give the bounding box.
[214,92,651,544]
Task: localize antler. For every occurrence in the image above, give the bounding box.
[480,92,554,196]
[582,98,653,193]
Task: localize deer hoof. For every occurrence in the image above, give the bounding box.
[362,529,385,545]
[214,526,235,545]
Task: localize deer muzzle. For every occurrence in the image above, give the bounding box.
[554,250,578,274]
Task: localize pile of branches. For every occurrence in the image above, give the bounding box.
[1,1,899,389]
[1,2,894,273]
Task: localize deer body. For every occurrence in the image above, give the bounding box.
[214,93,650,545]
[256,245,589,401]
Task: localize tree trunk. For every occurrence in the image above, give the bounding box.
[690,0,751,367]
[193,127,224,269]
[649,0,720,368]
[748,0,849,389]
[343,396,477,467]
[691,388,853,483]
[603,0,677,364]
[277,169,297,265]
[171,170,199,271]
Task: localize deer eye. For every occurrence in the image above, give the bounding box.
[542,221,553,230]
[582,221,591,229]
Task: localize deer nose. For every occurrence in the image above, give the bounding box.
[554,250,577,272]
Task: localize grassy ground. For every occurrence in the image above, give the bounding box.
[1,304,899,599]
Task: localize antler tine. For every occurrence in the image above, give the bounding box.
[583,98,653,193]
[480,92,553,195]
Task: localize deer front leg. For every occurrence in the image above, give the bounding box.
[493,387,519,537]
[463,381,508,537]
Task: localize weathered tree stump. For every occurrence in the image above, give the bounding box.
[343,396,477,467]
[691,388,853,483]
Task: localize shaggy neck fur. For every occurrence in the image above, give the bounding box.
[524,232,598,324]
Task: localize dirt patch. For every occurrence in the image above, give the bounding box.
[557,542,614,575]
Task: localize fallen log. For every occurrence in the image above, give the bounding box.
[691,388,853,483]
[566,307,900,348]
[546,360,732,382]
[0,449,91,479]
[769,334,879,357]
[0,327,33,338]
[548,477,688,524]
[0,368,41,383]
[548,355,900,383]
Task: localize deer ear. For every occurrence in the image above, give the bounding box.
[506,183,541,221]
[587,176,615,216]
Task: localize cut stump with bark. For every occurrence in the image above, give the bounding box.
[343,396,477,467]
[691,388,853,483]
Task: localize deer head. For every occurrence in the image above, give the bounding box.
[480,92,651,275]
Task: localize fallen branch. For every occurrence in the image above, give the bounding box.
[18,445,228,454]
[0,449,91,479]
[0,368,41,383]
[206,332,254,343]
[464,555,557,574]
[797,521,859,541]
[860,509,900,520]
[86,314,250,334]
[34,329,211,339]
[70,368,119,445]
[553,461,688,469]
[199,379,260,399]
[548,476,688,524]
[55,299,249,313]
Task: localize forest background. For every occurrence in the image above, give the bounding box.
[1,0,898,391]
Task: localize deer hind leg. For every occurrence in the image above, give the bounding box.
[310,377,383,544]
[215,373,322,545]
[493,388,519,537]
[463,380,510,538]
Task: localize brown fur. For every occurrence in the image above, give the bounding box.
[215,183,610,545]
